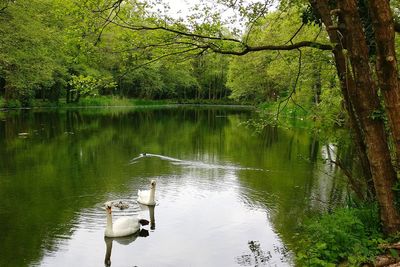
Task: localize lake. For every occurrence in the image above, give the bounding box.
[0,106,344,266]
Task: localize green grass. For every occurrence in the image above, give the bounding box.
[1,98,22,108]
[69,96,136,107]
[0,96,243,109]
[295,204,385,266]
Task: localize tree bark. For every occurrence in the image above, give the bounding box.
[310,0,374,199]
[368,0,400,168]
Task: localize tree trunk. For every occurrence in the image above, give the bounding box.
[208,81,211,100]
[4,84,12,101]
[66,86,71,103]
[311,0,374,199]
[338,0,400,234]
[368,0,400,168]
[311,0,400,234]
[313,63,322,104]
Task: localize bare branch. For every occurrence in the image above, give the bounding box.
[105,41,209,57]
[118,47,204,79]
[108,17,245,44]
[107,41,198,53]
[134,47,202,68]
[94,1,122,45]
[93,0,123,13]
[244,1,270,44]
[205,41,332,55]
[285,23,305,44]
[276,48,304,120]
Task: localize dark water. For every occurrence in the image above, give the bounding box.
[0,106,344,267]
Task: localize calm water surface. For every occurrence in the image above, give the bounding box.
[0,106,343,267]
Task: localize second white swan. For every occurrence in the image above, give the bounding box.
[137,180,156,206]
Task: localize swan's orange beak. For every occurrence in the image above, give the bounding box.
[106,206,112,214]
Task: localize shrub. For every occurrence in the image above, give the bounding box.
[295,205,384,266]
[4,99,22,108]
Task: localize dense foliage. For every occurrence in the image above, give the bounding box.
[0,0,341,119]
[0,0,232,106]
[296,205,385,266]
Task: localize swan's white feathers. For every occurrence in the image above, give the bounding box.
[137,180,156,206]
[106,217,140,237]
[104,206,143,237]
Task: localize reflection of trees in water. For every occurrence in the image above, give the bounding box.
[236,241,272,266]
[0,107,260,266]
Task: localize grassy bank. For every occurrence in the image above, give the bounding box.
[0,96,242,109]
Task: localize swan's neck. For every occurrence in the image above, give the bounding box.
[106,212,113,231]
[149,187,156,202]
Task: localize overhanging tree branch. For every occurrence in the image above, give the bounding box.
[203,41,332,55]
[95,0,332,58]
[106,17,333,53]
[108,17,245,44]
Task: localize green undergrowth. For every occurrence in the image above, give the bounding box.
[0,96,241,109]
[247,99,348,144]
[69,96,167,107]
[295,204,386,266]
[241,101,312,132]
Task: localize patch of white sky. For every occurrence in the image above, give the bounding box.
[155,0,277,34]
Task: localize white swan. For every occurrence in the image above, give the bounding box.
[104,202,149,238]
[137,180,156,206]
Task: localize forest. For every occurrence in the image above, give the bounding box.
[3,0,400,265]
[0,0,337,107]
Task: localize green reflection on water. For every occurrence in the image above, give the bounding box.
[0,106,343,266]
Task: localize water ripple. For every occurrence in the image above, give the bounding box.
[129,153,266,171]
[76,200,143,231]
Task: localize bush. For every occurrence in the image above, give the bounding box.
[4,99,22,108]
[72,96,128,106]
[295,205,384,266]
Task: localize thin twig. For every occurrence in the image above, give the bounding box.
[285,23,305,44]
[244,1,270,44]
[117,47,205,79]
[94,1,122,45]
[276,48,304,120]
[92,0,123,13]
